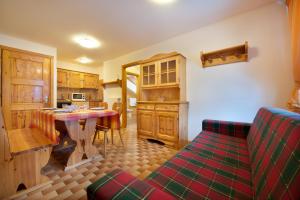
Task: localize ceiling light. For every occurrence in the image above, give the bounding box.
[76,57,93,64]
[73,34,101,48]
[151,0,176,5]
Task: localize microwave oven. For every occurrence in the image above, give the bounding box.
[72,93,86,101]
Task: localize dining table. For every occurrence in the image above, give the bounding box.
[30,109,120,169]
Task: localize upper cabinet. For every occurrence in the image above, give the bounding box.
[69,71,82,88]
[83,74,99,89]
[57,69,68,88]
[141,62,156,87]
[57,68,99,89]
[140,54,185,89]
[158,57,178,86]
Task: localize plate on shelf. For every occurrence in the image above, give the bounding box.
[89,107,105,110]
[53,109,71,113]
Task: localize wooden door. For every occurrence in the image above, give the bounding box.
[137,110,155,137]
[158,57,179,86]
[83,74,98,89]
[57,69,68,88]
[68,71,82,88]
[155,111,178,142]
[2,48,52,129]
[141,62,156,88]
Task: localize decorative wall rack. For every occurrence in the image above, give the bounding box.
[201,42,248,68]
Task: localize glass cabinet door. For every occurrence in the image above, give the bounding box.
[142,63,156,87]
[159,58,178,85]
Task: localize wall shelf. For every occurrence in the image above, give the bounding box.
[201,42,248,68]
[102,79,122,88]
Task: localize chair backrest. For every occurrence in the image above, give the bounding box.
[247,107,300,199]
[99,102,108,109]
[112,102,122,116]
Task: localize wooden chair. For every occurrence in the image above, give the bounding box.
[92,102,124,158]
[99,102,108,109]
[0,108,56,199]
[79,102,108,127]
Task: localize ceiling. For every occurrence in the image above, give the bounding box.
[0,0,275,67]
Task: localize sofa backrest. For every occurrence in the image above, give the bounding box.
[247,107,300,199]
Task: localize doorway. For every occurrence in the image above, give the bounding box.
[125,68,140,129]
[121,61,142,128]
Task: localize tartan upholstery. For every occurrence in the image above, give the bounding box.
[87,169,175,200]
[146,147,252,200]
[202,119,252,139]
[185,131,250,170]
[87,107,300,200]
[247,107,300,199]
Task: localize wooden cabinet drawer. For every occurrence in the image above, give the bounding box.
[137,104,155,110]
[155,104,178,112]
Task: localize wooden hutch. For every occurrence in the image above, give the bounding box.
[137,52,188,149]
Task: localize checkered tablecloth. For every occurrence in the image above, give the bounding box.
[30,109,120,144]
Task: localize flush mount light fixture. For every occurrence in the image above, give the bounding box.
[73,34,101,49]
[76,57,93,64]
[151,0,176,5]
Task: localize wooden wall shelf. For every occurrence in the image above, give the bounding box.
[102,79,122,88]
[201,42,248,68]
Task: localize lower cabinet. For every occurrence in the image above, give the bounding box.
[156,111,178,142]
[137,110,155,137]
[137,103,188,149]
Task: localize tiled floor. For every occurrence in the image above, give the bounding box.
[8,123,177,200]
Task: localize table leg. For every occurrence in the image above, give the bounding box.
[62,118,99,167]
[103,131,107,158]
[111,129,114,144]
[83,118,99,159]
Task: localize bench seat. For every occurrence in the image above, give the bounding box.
[7,128,56,156]
[0,108,57,199]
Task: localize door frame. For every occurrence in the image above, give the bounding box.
[0,45,54,107]
[121,60,142,128]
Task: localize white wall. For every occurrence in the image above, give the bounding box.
[102,3,294,140]
[0,33,58,106]
[58,61,102,76]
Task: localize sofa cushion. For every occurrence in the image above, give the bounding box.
[202,119,251,139]
[185,131,250,169]
[86,169,175,200]
[247,107,300,199]
[146,147,253,199]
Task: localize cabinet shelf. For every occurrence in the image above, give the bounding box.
[102,79,122,88]
[201,42,248,68]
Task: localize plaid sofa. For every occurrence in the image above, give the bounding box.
[87,107,300,200]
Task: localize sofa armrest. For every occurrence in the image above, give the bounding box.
[202,119,252,139]
[87,169,175,200]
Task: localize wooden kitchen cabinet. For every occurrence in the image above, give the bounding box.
[155,111,178,142]
[57,69,68,88]
[68,71,82,88]
[137,110,155,138]
[57,68,100,89]
[83,74,98,89]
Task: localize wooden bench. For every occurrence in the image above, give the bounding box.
[0,110,56,199]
